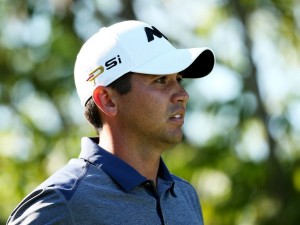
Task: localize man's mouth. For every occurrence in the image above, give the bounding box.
[169,109,185,125]
[172,114,182,119]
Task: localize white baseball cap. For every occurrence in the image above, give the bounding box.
[74,20,215,106]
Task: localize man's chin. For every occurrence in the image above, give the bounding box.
[164,134,183,149]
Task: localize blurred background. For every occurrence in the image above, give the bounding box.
[0,0,300,224]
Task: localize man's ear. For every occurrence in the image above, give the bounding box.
[93,86,117,117]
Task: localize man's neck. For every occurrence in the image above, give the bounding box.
[98,127,164,184]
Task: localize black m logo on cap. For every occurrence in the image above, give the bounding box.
[144,26,168,42]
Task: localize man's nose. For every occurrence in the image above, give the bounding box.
[171,85,189,104]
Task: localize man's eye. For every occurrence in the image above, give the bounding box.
[177,77,183,84]
[155,77,167,84]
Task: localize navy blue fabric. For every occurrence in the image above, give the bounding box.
[79,137,175,193]
[7,137,204,225]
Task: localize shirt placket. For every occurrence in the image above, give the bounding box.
[144,179,173,225]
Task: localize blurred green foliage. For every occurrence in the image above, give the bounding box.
[1,0,300,224]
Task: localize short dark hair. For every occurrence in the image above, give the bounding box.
[84,72,133,134]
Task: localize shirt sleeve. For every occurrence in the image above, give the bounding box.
[190,185,204,222]
[7,188,75,225]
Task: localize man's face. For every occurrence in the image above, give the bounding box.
[114,73,189,150]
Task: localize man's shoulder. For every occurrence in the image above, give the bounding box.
[171,174,193,186]
[7,159,112,225]
[6,162,85,225]
[37,158,109,200]
[38,159,88,192]
[171,174,198,193]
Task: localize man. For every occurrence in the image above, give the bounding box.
[7,20,214,225]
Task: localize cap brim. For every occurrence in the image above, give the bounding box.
[130,48,215,78]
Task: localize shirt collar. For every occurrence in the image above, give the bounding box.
[79,137,175,193]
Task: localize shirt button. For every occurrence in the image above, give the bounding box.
[144,182,151,188]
